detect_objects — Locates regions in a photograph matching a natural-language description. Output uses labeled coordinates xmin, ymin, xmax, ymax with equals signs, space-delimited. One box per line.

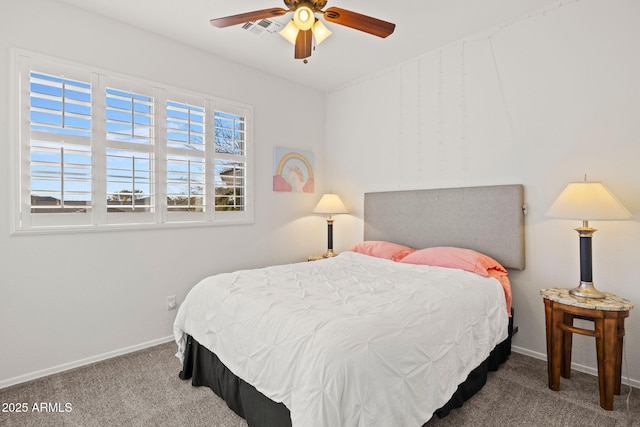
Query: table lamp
xmin=313 ymin=193 xmax=348 ymax=257
xmin=546 ymin=177 xmax=632 ymax=298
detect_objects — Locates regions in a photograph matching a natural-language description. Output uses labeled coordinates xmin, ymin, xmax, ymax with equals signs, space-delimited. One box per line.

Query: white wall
xmin=326 ymin=0 xmax=640 ymax=386
xmin=0 ymin=0 xmax=327 ymax=386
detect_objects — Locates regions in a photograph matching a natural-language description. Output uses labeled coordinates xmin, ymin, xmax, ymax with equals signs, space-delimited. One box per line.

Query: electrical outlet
xmin=166 ymin=295 xmax=177 ymax=311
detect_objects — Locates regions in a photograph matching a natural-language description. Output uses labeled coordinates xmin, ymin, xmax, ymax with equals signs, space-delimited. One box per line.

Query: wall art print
xmin=273 ymin=147 xmax=314 ymax=193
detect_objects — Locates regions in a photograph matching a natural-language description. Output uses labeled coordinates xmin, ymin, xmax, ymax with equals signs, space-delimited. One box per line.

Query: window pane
xmin=106 ymin=149 xmax=152 ymax=212
xmin=214 ymin=111 xmax=245 ymax=155
xmin=166 ymin=100 xmax=205 ymax=151
xmin=106 ymin=88 xmax=153 ymax=145
xmin=215 ymin=160 xmax=245 ymax=211
xmin=30 ymin=141 xmax=92 ymax=213
xmin=167 ymin=155 xmax=205 ymax=212
xmin=30 ymin=72 xmax=92 ymax=138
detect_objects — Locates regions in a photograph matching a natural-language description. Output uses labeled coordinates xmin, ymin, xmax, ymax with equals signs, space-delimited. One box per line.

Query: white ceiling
xmin=55 ymin=0 xmax=559 ymax=92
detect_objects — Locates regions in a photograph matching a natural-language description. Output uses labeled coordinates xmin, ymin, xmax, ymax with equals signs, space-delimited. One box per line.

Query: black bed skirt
xmin=179 ymin=311 xmax=514 ymax=427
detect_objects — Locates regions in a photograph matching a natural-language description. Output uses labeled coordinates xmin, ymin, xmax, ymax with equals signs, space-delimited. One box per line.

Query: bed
xmin=174 ymin=184 xmax=525 ymax=427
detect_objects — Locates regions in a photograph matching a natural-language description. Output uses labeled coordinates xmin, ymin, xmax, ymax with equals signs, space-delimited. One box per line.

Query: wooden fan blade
xmin=323 ymin=7 xmax=395 ymax=38
xmin=210 ymin=8 xmax=288 ymax=28
xmin=294 ymin=29 xmax=313 ymax=59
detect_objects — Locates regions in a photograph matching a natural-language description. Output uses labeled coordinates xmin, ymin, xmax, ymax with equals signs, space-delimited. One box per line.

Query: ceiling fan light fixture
xmin=293 ymin=5 xmax=315 ymax=31
xmin=279 ymin=20 xmax=300 ymax=44
xmin=209 ymin=1 xmax=396 ymax=62
xmin=312 ymin=19 xmax=332 ymax=45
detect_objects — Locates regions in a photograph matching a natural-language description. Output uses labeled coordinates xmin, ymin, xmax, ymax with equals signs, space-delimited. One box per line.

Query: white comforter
xmin=174 ymin=251 xmax=508 ymax=427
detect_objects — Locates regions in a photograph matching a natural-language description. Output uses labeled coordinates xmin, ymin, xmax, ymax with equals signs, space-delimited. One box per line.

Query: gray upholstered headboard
xmin=363 ymin=184 xmax=525 ymax=270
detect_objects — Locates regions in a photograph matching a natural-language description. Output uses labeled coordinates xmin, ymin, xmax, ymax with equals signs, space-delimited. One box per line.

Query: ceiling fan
xmin=210 ymin=0 xmax=395 ymax=62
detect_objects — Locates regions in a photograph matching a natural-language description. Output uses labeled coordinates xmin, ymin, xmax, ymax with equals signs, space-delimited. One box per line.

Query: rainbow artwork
xmin=273 ymin=147 xmax=314 ymax=193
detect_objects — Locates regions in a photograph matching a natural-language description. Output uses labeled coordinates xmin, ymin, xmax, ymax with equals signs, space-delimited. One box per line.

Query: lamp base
xmin=569 ymin=281 xmax=607 ymax=299
xmin=323 ymin=249 xmax=338 ymax=258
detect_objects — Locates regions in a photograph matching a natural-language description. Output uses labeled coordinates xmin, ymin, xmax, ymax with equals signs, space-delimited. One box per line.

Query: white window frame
xmin=10 ymin=49 xmax=253 ymax=234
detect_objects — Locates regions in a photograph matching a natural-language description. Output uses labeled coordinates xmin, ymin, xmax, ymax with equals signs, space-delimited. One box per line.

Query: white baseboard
xmin=0 ymin=335 xmax=174 ymax=390
xmin=512 ymin=345 xmax=640 ymax=389
xmin=511 ymin=345 xmax=547 ymax=361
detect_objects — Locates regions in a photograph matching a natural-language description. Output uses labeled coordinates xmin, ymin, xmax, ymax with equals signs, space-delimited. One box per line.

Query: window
xmin=105 ymin=87 xmax=154 ymax=214
xmin=166 ymin=99 xmax=206 ymax=215
xmin=29 ymin=72 xmax=92 ymax=215
xmin=13 ymin=50 xmax=253 ymax=233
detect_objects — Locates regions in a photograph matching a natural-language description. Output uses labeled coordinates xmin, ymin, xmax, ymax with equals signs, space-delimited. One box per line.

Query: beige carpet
xmin=0 ymin=342 xmax=637 ymax=426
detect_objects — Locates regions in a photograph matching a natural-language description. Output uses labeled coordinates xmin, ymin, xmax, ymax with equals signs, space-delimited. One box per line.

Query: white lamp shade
xmin=279 ymin=20 xmax=299 ymax=45
xmin=546 ymin=182 xmax=632 ymax=220
xmin=312 ymin=19 xmax=332 ymax=45
xmin=313 ymin=193 xmax=348 ymax=214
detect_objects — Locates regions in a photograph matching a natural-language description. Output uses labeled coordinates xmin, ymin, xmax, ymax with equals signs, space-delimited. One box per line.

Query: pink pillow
xmin=490 ymin=272 xmax=513 ymax=317
xmin=400 ymin=246 xmax=511 ymax=316
xmin=399 ymin=246 xmax=507 ymax=277
xmin=348 ymin=241 xmax=415 ymax=262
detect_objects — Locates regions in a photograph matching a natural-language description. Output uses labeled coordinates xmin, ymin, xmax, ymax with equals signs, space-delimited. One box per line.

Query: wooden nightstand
xmin=541 ymin=288 xmax=633 ymax=410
